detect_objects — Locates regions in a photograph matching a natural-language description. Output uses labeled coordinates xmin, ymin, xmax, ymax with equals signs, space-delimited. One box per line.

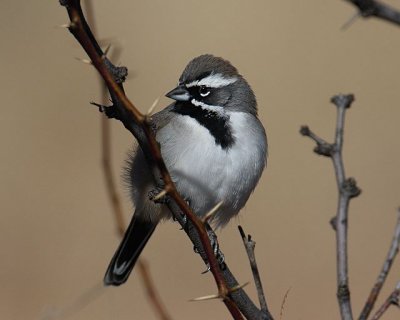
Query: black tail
xmin=104 ymin=215 xmax=156 ymax=286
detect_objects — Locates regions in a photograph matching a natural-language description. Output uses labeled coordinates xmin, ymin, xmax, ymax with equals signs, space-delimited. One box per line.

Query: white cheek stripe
xmin=191 ymin=99 xmax=224 ymax=113
xmin=186 ymin=73 xmax=238 ymax=88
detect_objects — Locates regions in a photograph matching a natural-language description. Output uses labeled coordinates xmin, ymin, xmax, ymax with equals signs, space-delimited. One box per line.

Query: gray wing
xmin=150 ymin=103 xmax=175 ymax=132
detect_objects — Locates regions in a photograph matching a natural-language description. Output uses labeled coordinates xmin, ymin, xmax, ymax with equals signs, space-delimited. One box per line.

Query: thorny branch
xmin=359 ymin=210 xmax=400 ymax=320
xmin=343 ymin=0 xmax=400 ymax=26
xmin=84 ymin=5 xmax=173 ymax=320
xmin=100 ymin=106 xmax=172 ymax=320
xmin=301 ymin=94 xmax=360 ymax=320
xmin=59 ymin=1 xmax=271 ymax=319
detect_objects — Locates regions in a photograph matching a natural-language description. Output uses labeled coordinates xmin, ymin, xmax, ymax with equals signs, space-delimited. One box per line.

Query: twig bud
xmin=331 ymin=94 xmax=355 ymax=109
xmin=299 ymin=125 xmax=310 ymax=136
xmin=314 ymin=143 xmax=333 ymax=157
xmin=342 ymin=178 xmax=362 ymax=198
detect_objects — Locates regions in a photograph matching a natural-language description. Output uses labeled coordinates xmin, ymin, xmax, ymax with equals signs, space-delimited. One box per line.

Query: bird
xmin=104 ymin=54 xmax=268 ymax=286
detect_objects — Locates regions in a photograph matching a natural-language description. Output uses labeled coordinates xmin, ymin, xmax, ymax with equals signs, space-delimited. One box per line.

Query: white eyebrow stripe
xmin=186 ymin=73 xmax=238 ymax=88
xmin=191 ymin=99 xmax=224 ymax=113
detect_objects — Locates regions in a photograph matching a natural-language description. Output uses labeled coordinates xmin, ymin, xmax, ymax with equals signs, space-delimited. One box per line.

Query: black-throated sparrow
xmin=104 ymin=54 xmax=267 ymax=286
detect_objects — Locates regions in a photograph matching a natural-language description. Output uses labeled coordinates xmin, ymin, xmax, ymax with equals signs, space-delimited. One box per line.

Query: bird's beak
xmin=165 ymin=85 xmax=190 ymax=101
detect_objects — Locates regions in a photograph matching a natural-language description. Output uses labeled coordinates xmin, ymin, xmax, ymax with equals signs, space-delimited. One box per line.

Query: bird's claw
xmin=179 ymin=213 xmax=187 ymax=229
xmin=201 ymin=263 xmax=211 ymax=274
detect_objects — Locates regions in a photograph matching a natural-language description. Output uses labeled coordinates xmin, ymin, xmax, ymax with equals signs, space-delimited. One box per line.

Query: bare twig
xmin=343 ymin=0 xmax=400 ymax=27
xmin=40 ymin=282 xmax=105 ymax=320
xmin=59 ymin=1 xmax=268 ymax=319
xmin=279 ymin=288 xmax=291 ymax=320
xmin=137 ymin=261 xmax=173 ymax=320
xmin=238 ymin=226 xmax=272 ymax=318
xmin=358 ymin=210 xmax=400 ymax=319
xmin=301 ymin=94 xmax=360 ymax=320
xmin=370 ymin=281 xmax=400 ymax=320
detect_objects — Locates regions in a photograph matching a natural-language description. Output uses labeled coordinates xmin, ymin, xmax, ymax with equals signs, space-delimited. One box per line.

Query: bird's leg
xmin=196 ymin=224 xmax=226 ymax=273
xmin=205 ymin=223 xmax=226 ymax=268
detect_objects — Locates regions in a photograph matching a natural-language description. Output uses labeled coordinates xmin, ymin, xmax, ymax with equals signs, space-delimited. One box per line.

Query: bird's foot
xmin=178 ymin=213 xmax=188 ymax=229
xmin=207 ymin=226 xmax=226 ymax=268
xmin=194 ymin=225 xmax=226 ymax=274
xmin=174 ymin=199 xmax=190 ymax=228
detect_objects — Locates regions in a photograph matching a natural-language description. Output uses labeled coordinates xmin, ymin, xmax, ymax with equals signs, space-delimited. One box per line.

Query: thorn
xmin=189 ymin=293 xmax=221 ymax=302
xmin=229 ymin=281 xmax=250 ymax=293
xmin=56 ymin=23 xmax=72 ymax=29
xmin=146 ymin=97 xmax=160 ymax=117
xmin=238 ymin=225 xmax=246 ymax=239
xmin=330 ymin=216 xmax=337 ymax=230
xmin=201 ymin=264 xmax=211 ymax=274
xmin=90 ymin=101 xmax=108 ymax=113
xmin=202 ymin=201 xmax=223 ymax=223
xmin=152 ymin=189 xmax=167 ymax=201
xmin=104 ymin=44 xmax=112 ymax=56
xmin=74 ymin=57 xmax=92 ymax=65
xmin=341 ymin=11 xmax=361 ymax=31
xmin=101 ymin=44 xmax=112 ymax=60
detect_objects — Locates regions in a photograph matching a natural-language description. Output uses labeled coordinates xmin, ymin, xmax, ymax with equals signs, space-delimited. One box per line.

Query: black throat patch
xmin=172 ymin=102 xmax=235 ymax=149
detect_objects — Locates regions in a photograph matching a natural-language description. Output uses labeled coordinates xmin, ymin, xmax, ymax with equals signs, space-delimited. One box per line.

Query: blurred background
xmin=1 ymin=1 xmax=400 ymax=319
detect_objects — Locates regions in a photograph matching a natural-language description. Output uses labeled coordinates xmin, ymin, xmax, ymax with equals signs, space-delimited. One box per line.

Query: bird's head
xmin=166 ymin=54 xmax=257 ymax=115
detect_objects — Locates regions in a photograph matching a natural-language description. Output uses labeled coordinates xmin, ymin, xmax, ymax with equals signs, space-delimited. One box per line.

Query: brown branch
xmin=370 ymin=281 xmax=400 ymax=320
xmin=301 ymin=94 xmax=360 ymax=320
xmin=359 ymin=210 xmax=400 ymax=320
xmin=83 ymin=2 xmax=172 ymax=319
xmin=343 ymin=0 xmax=400 ymax=26
xmin=58 ymin=1 xmax=268 ymax=319
xmin=238 ymin=226 xmax=272 ymax=318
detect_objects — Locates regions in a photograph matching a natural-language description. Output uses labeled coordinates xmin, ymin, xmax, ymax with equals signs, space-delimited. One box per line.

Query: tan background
xmin=1 ymin=1 xmax=400 ymax=319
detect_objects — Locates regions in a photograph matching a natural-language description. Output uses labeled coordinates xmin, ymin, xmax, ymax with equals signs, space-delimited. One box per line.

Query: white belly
xmin=156 ymin=112 xmax=266 ymax=227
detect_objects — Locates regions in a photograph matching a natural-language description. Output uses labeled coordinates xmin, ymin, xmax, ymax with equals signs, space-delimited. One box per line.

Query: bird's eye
xmin=199 ymin=86 xmax=210 ymax=97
